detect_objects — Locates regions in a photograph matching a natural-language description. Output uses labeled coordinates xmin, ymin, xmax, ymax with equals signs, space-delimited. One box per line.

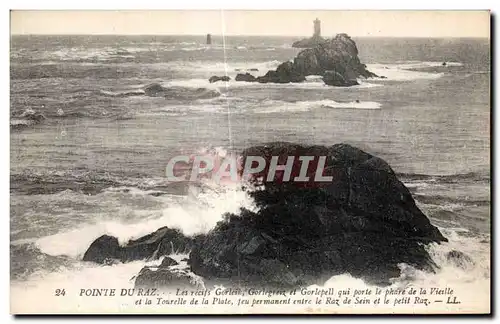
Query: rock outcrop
xmin=234 ymin=34 xmax=378 ymax=86
xmin=209 ymin=75 xmax=231 ymax=83
xmin=256 ymin=61 xmax=306 ymax=84
xmin=10 ymin=109 xmax=46 ymax=130
xmin=142 ymin=83 xmax=220 ymax=99
xmin=134 ymin=257 xmax=201 ymax=290
xmin=235 ymin=73 xmax=257 ymax=82
xmin=189 ymin=142 xmax=447 ymax=288
xmin=82 ymin=227 xmax=193 ymax=264
xmin=292 ymin=35 xmax=326 ymax=48
xmin=322 ymin=71 xmax=359 ymax=87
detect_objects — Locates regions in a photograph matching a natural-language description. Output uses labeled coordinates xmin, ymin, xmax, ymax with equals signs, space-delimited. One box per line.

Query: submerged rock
xmin=10 ymin=109 xmax=46 ymax=130
xmin=82 ymin=226 xmax=193 ymax=264
xmin=189 ymin=142 xmax=447 ymax=288
xmin=143 ymin=83 xmax=168 ymax=97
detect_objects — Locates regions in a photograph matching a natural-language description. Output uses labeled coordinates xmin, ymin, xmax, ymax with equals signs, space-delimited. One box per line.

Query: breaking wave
xmin=367 ymin=61 xmax=463 ymax=81
xmin=254 ymin=99 xmax=382 ymax=113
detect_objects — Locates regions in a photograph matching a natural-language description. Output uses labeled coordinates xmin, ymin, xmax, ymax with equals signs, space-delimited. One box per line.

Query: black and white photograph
xmin=9 ymin=10 xmax=491 ymax=314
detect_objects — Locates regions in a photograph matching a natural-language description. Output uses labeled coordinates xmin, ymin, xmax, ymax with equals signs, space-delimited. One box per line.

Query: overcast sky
xmin=11 ymin=10 xmax=490 ymax=37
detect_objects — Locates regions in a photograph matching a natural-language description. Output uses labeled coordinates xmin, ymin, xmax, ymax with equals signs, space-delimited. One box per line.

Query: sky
xmin=10 ymin=10 xmax=490 ymax=38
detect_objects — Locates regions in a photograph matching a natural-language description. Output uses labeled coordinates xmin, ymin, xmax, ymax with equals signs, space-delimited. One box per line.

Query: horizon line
xmin=9 ymin=33 xmax=490 ymax=39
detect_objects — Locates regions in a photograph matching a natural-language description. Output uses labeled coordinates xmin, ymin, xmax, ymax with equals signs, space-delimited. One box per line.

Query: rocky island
xmin=210 ymin=20 xmax=379 ymax=87
xmin=83 ymin=143 xmax=449 ymax=290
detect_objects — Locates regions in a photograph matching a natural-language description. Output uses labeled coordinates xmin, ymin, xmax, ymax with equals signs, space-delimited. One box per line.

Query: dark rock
xmin=322 ymin=71 xmax=359 ymax=87
xmin=143 ymin=83 xmax=220 ymax=99
xmin=160 ymin=256 xmax=179 ymax=268
xmin=292 ymin=35 xmax=327 ymax=48
xmin=446 ymin=250 xmax=474 ymax=269
xmin=256 ymin=33 xmax=377 ymax=86
xmin=294 ymin=34 xmax=378 ymax=80
xmin=209 ymin=75 xmax=231 ymax=83
xmin=190 ymin=142 xmax=447 ymax=288
xmin=143 ymin=83 xmax=167 ymax=97
xmin=235 ymin=73 xmax=257 ymax=82
xmin=256 ymin=61 xmax=306 ymax=84
xmin=81 ymin=235 xmax=122 ymax=264
xmin=134 ymin=267 xmax=200 ymax=290
xmin=83 ymin=226 xmax=193 ymax=264
xmin=248 ymin=68 xmax=259 ymax=72
xmin=10 ymin=109 xmax=46 ymax=130
xmin=442 ymin=62 xmax=447 ymax=66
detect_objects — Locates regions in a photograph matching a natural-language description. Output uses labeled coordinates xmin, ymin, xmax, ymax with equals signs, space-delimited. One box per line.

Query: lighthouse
xmin=313 ymin=18 xmax=321 ymax=38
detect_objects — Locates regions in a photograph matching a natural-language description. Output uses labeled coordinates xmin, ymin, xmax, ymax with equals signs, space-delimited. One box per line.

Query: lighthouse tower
xmin=313 ymin=18 xmax=321 ymax=37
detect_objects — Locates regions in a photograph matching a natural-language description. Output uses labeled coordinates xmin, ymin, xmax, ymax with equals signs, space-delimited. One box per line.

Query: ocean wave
xmin=10 ymin=108 xmax=46 ymax=130
xmin=30 ymin=181 xmax=255 ymax=259
xmin=254 ymin=99 xmax=382 ymax=114
xmin=166 ymin=78 xmax=381 ymax=90
xmin=161 ymin=60 xmax=282 ymax=74
xmin=99 ymin=89 xmax=146 ymax=98
xmin=98 ymin=83 xmax=221 ymax=100
xmin=395 ymin=61 xmax=464 ymax=68
xmin=11 ymin=224 xmax=490 ymax=313
xmin=414 ymin=194 xmax=490 ymax=208
xmin=10 ymin=164 xmax=490 ymax=313
xmin=41 ymin=47 xmax=138 ymax=61
xmin=365 ymin=61 xmax=463 ymax=81
xmin=367 ymin=63 xmax=444 ymax=81
xmin=10 ymin=169 xmax=175 ymax=196
xmin=311 ymin=231 xmax=489 ymax=311
xmin=398 ymin=171 xmax=490 ymax=183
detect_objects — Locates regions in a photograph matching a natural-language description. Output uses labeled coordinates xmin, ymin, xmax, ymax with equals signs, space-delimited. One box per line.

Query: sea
xmin=10 ymin=35 xmax=490 ymax=313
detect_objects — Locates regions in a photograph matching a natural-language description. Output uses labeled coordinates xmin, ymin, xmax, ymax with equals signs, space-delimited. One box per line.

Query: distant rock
xmin=293 ymin=34 xmax=378 ymax=80
xmin=209 ymin=75 xmax=231 ymax=83
xmin=442 ymin=62 xmax=447 ymax=66
xmin=235 ymin=73 xmax=257 ymax=82
xmin=10 ymin=109 xmax=46 ymax=130
xmin=248 ymin=68 xmax=259 ymax=72
xmin=143 ymin=83 xmax=168 ymax=97
xmin=82 ymin=226 xmax=193 ymax=264
xmin=142 ymin=83 xmax=220 ymax=99
xmin=189 ymin=142 xmax=447 ymax=288
xmin=253 ymin=33 xmax=378 ymax=86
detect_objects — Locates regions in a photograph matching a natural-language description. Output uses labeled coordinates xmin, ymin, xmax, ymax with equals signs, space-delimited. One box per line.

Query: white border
xmin=2 ymin=1 xmax=497 ymax=323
